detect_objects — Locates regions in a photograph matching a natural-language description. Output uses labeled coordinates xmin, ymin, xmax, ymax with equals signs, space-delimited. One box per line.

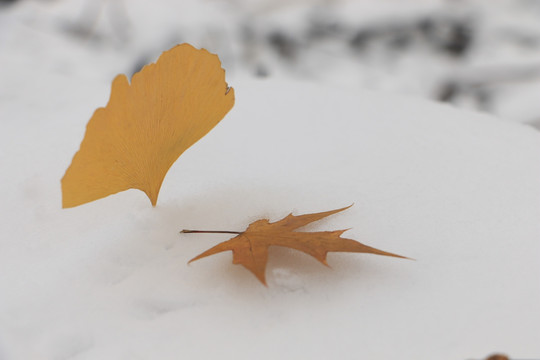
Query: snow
xmin=1 ymin=1 xmax=540 ymax=359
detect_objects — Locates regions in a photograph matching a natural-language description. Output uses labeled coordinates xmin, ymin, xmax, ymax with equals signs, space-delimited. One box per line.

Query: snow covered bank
xmin=0 ymin=72 xmax=538 ymax=359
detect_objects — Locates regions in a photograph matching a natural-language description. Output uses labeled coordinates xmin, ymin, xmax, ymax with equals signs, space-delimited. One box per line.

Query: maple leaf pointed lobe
xmin=188 ymin=205 xmax=407 ymax=285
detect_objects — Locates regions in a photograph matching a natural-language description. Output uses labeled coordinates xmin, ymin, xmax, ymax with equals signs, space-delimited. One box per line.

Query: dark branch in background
xmin=267 ymin=31 xmax=298 ymax=61
xmin=348 ymin=14 xmax=474 ymax=57
xmin=436 ymin=62 xmax=540 ymax=112
xmin=63 ymin=0 xmax=130 ymax=43
xmin=530 ymin=118 xmax=540 ymax=131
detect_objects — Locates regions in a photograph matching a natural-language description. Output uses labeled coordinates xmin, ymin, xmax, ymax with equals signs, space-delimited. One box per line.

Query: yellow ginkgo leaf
xmin=62 ymin=44 xmax=234 ymax=208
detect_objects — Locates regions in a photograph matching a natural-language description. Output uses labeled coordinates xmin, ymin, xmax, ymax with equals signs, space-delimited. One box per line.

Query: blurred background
xmin=1 ymin=0 xmax=540 ymax=130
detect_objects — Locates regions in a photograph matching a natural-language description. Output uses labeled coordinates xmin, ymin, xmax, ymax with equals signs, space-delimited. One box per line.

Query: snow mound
xmin=0 ymin=77 xmax=538 ymax=359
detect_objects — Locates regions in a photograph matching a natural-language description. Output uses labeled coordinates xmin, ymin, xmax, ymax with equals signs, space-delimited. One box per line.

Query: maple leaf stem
xmin=180 ymin=229 xmax=242 ymax=235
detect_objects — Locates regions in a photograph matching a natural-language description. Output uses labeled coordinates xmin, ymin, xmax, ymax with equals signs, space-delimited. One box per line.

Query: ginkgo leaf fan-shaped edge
xmin=61 ymin=44 xmax=235 ymax=208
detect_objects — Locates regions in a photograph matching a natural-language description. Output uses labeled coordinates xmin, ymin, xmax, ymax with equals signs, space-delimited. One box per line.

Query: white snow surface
xmin=1 ymin=1 xmax=540 ymax=360
xmin=1 ymin=74 xmax=540 ymax=359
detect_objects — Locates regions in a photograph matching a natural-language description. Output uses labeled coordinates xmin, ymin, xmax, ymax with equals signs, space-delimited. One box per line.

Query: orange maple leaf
xmin=186 ymin=205 xmax=407 ymax=285
xmin=62 ymin=44 xmax=234 ymax=208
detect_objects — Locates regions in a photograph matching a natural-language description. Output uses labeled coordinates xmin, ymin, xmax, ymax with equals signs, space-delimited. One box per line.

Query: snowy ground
xmin=1 ymin=1 xmax=539 ymax=359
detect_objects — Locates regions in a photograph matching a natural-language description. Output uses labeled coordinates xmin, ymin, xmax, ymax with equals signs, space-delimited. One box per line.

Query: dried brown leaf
xmin=188 ymin=205 xmax=407 ymax=285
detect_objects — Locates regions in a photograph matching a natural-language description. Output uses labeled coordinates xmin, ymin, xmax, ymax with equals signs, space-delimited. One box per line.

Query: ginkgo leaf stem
xmin=180 ymin=229 xmax=242 ymax=234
